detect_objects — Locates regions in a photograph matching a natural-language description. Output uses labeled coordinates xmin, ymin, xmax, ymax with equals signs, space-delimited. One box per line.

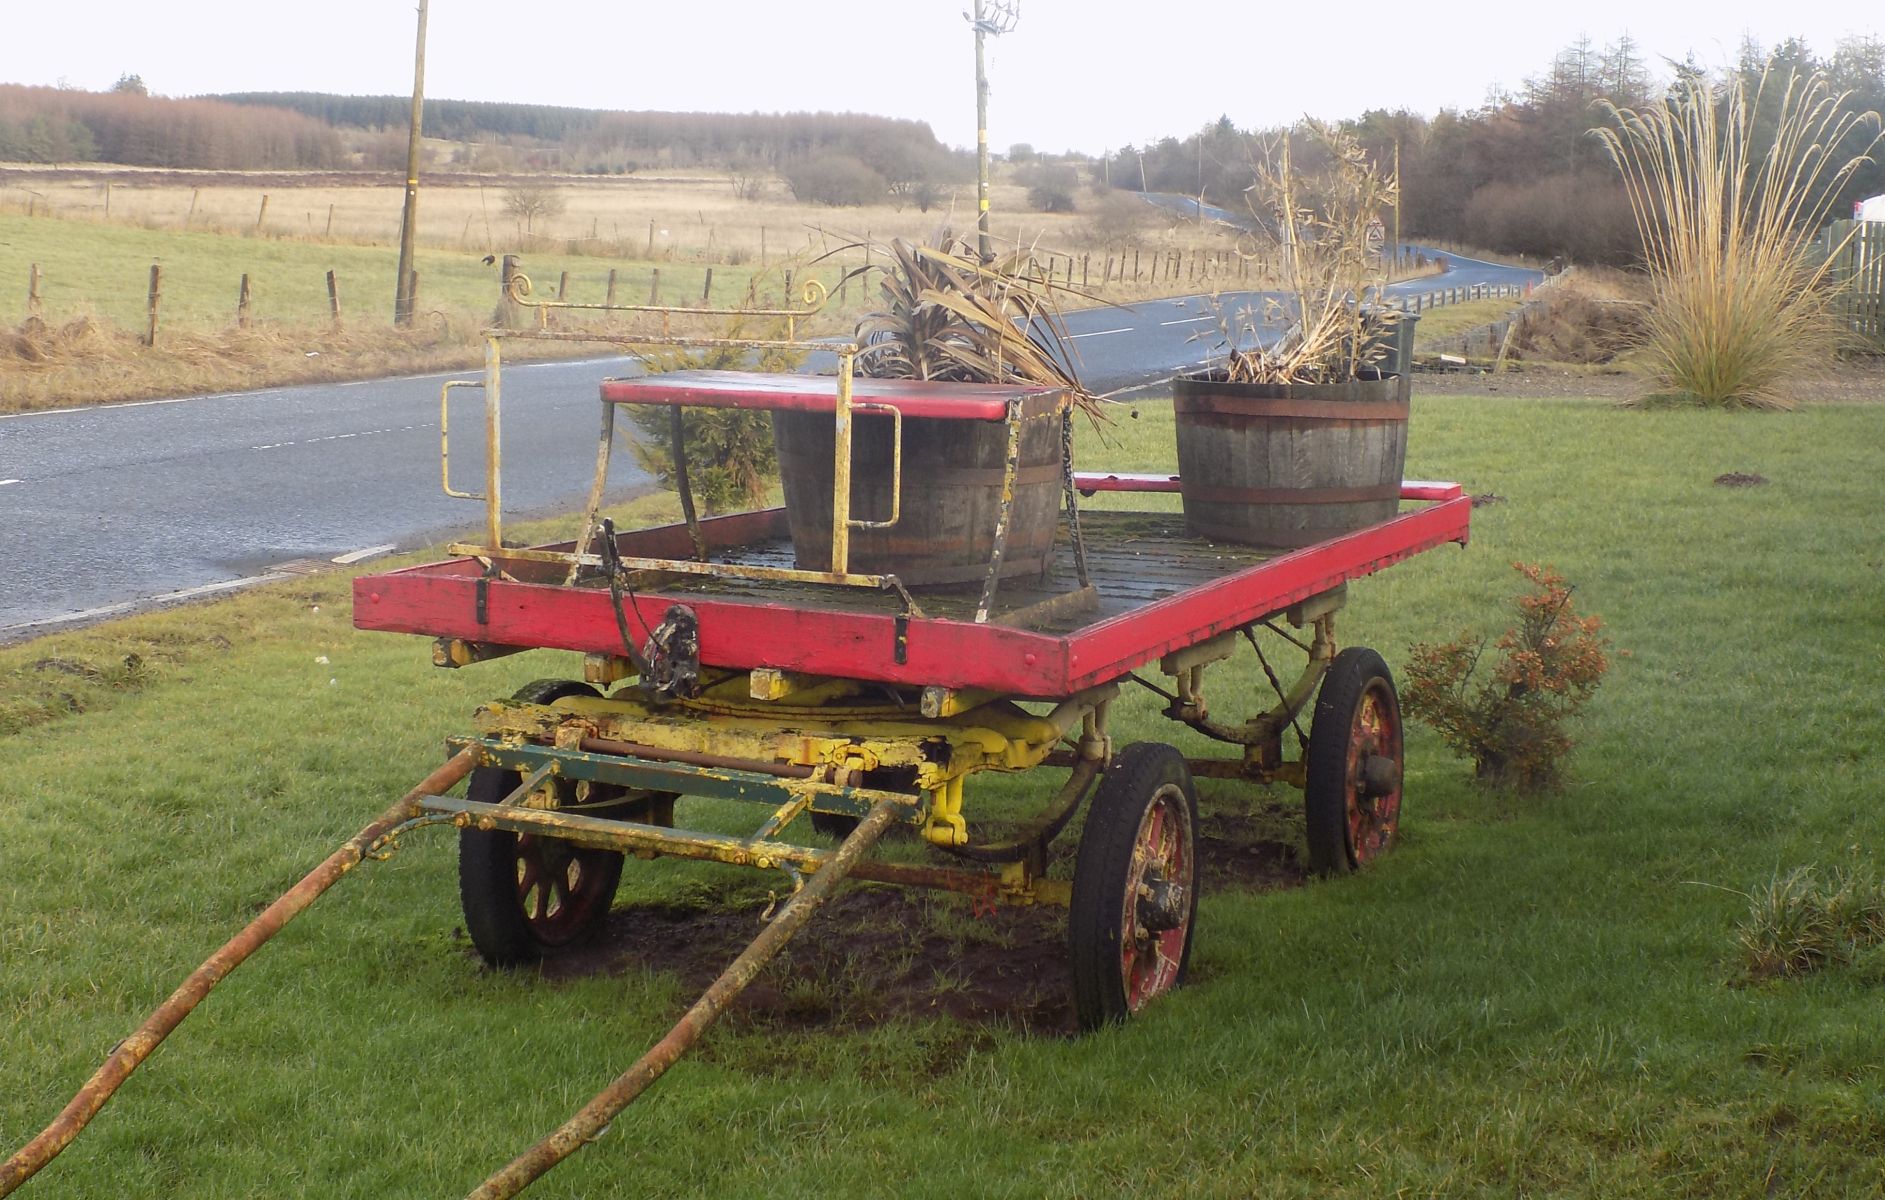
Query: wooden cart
xmin=3 ymin=303 xmax=1468 ymax=1200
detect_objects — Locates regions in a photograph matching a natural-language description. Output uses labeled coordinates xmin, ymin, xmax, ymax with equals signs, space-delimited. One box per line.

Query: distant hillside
xmin=211 ymin=93 xmax=952 ymax=174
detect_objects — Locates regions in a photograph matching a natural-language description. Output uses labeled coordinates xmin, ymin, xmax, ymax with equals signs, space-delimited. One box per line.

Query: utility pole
xmin=1392 ymin=137 xmax=1402 ymax=267
xmin=969 ymin=0 xmax=1018 ymax=262
xmin=394 ymin=0 xmax=429 ymax=327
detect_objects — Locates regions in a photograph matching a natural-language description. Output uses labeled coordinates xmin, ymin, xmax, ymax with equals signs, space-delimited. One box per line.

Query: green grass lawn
xmin=3 ymin=393 xmax=1884 ymax=1197
xmin=1409 ymin=295 xmax=1524 ymax=344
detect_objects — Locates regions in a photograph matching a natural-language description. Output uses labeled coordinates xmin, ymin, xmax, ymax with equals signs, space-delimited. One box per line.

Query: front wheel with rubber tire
xmin=1304 ymin=647 xmax=1404 ymax=876
xmin=458 ymin=679 xmax=631 ymax=967
xmin=1068 ymin=742 xmax=1199 ymax=1031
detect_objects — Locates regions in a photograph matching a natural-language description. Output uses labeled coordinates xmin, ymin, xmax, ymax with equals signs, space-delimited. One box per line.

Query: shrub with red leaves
xmin=1403 ymin=562 xmax=1609 ymax=793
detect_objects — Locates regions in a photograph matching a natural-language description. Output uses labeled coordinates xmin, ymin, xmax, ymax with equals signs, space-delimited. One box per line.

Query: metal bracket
xmin=640 ymin=604 xmax=701 ymax=699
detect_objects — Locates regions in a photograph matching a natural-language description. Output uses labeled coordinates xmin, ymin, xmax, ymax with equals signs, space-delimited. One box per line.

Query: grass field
xmin=6 ymin=393 xmax=1881 ymax=1198
xmin=0 ymin=168 xmax=1249 ymax=331
xmin=0 ymin=209 xmax=773 ymax=333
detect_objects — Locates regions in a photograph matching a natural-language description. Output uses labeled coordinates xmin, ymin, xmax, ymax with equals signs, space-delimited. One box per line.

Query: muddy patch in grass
xmin=532 ymin=805 xmax=1309 ymax=1036
xmin=1195 ymin=804 xmax=1309 ymax=893
xmin=546 ymin=888 xmax=1079 ymax=1034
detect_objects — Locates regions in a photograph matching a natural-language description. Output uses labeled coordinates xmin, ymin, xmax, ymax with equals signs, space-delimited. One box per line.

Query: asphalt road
xmin=0 ymin=254 xmax=1539 ymax=636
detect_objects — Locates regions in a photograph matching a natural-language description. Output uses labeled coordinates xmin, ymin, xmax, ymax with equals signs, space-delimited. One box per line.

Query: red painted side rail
xmin=1400 ymin=480 xmax=1466 ymax=502
xmin=1059 ymin=496 xmax=1470 ymax=692
xmin=353 ymin=493 xmax=1470 ymax=698
xmin=1071 ymin=472 xmax=1464 ymax=502
xmin=599 ymin=369 xmax=1062 ymax=421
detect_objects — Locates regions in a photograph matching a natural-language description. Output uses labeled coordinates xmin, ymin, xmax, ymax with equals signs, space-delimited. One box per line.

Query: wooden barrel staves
xmin=1171 ymin=372 xmax=1407 ymax=548
xmin=771 ymin=389 xmax=1068 ymax=587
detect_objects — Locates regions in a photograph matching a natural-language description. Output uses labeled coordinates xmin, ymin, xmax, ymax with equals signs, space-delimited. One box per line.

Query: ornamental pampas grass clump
xmin=1595 ymin=67 xmax=1882 ymax=409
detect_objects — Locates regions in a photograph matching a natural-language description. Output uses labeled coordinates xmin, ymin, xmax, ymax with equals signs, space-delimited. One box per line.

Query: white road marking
xmin=252 ymin=426 xmax=409 ymax=451
xmin=1159 ymin=316 xmax=1214 ymax=326
xmin=1067 ymin=326 xmax=1133 ymax=339
xmin=332 ymin=544 xmax=398 ymax=565
xmin=0 ymin=479 xmax=20 ymax=486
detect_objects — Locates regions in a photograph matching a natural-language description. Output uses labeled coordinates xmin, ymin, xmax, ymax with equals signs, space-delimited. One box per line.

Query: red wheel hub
xmin=1343 ymin=683 xmax=1403 ymax=865
xmin=1120 ymin=788 xmax=1194 ymax=1012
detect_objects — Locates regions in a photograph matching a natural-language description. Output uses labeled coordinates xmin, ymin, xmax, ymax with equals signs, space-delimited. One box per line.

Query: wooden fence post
xmin=605 ymin=269 xmax=618 ymax=308
xmin=28 ymin=263 xmax=41 ymax=315
xmin=496 ymin=254 xmax=520 ymax=328
xmin=145 ymin=264 xmax=162 ymax=346
xmin=647 ymin=220 xmax=657 ymax=258
xmin=326 ymin=269 xmax=342 ymax=326
xmin=557 ymin=270 xmax=570 ymax=302
xmin=326 ymin=204 xmax=336 ymax=237
xmin=186 ymin=188 xmax=199 ymax=227
xmin=237 ymin=273 xmax=252 ymax=328
xmin=254 ymin=194 xmax=270 ymax=234
xmin=649 ymin=269 xmax=661 ymax=304
xmin=760 ymin=226 xmax=767 ymax=262
xmin=701 ymin=268 xmax=714 ymax=303
xmin=104 ymin=182 xmax=112 ymax=218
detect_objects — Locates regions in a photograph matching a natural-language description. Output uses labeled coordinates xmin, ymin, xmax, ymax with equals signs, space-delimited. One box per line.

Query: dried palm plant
xmin=1594 ymin=67 xmax=1882 ymax=409
xmin=845 ymin=232 xmax=1102 ymax=416
xmin=1211 ymin=122 xmax=1398 ymax=385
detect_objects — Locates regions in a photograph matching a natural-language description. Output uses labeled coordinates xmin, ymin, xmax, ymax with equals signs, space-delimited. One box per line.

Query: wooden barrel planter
xmin=771 ymin=388 xmax=1069 ymax=587
xmin=1171 ymin=371 xmax=1407 ymax=548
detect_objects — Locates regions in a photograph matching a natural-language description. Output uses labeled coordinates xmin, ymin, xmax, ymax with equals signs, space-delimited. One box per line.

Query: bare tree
xmin=502 ymin=180 xmax=565 ymax=234
xmin=726 ymin=158 xmax=767 ymax=201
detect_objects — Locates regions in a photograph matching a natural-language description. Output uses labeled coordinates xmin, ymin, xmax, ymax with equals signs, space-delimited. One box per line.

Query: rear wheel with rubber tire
xmin=1068 ymin=743 xmax=1199 ymax=1031
xmin=1304 ymin=647 xmax=1404 ymax=876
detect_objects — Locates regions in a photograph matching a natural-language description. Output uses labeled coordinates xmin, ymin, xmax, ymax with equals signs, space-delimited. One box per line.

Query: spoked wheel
xmin=1068 ymin=743 xmax=1199 ymax=1031
xmin=1304 ymin=648 xmax=1404 ymax=876
xmin=458 ymin=679 xmax=671 ymax=967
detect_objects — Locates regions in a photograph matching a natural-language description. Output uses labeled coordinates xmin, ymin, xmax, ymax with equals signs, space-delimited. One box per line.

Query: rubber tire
xmin=1304 ymin=647 xmax=1404 ymax=876
xmin=1068 ymin=742 xmax=1200 ymax=1032
xmin=459 ymin=679 xmax=626 ymax=967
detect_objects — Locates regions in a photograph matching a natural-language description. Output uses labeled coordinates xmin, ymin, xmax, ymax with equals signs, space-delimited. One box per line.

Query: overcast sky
xmin=4 ymin=2 xmax=1882 ymax=154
